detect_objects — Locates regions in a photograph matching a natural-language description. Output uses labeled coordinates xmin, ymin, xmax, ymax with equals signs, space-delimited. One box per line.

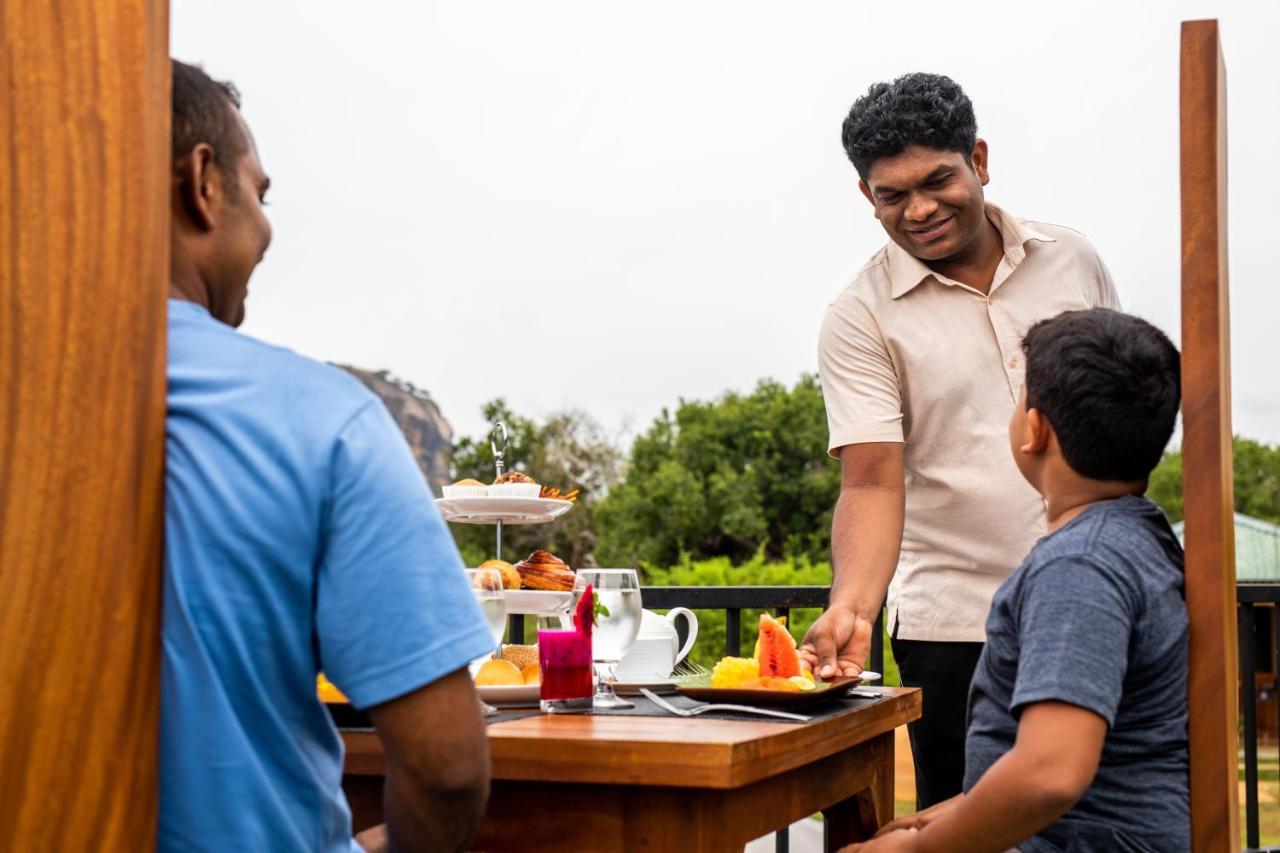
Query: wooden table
xmin=342 ymin=687 xmax=920 ymax=852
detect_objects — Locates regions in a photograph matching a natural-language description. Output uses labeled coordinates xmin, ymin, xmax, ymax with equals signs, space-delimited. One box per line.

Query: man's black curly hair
xmin=841 ymin=73 xmax=977 ymax=181
xmin=1022 ymin=309 xmax=1181 ymax=483
xmin=172 ymin=59 xmax=246 ymax=179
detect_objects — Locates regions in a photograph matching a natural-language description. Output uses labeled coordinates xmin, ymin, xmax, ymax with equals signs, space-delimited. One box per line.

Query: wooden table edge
xmin=343 ymin=687 xmax=920 ymax=790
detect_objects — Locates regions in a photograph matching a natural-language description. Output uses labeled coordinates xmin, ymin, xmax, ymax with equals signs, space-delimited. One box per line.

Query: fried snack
xmin=480 ymin=559 xmax=520 ymax=591
xmin=497 ymin=644 xmax=539 ymax=670
xmin=514 ymin=550 xmax=574 ymax=591
xmin=452 ymin=478 xmax=486 ymax=487
xmin=475 ymin=659 xmax=523 ymax=686
xmin=494 ymin=471 xmax=537 ymax=485
xmin=538 ymin=485 xmax=580 ymax=503
xmin=520 ymin=663 xmax=541 ymax=685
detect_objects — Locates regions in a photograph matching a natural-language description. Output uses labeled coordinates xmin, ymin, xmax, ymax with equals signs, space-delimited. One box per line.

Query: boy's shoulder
xmin=1014 ymin=495 xmax=1184 ymax=599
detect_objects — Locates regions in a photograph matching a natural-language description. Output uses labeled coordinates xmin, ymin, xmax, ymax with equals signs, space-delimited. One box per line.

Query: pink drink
xmin=538 ymin=629 xmax=593 ymax=706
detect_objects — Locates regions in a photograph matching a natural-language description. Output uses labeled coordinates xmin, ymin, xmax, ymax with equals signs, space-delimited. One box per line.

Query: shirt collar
xmin=168 ymin=297 xmax=214 ymax=320
xmin=886 ymin=202 xmax=1056 ymax=300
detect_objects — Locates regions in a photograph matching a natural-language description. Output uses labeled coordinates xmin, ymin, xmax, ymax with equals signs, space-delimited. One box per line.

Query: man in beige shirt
xmin=799 ymin=72 xmax=1119 ymax=808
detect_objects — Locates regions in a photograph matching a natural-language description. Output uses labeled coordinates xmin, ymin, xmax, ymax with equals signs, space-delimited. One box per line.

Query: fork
xmin=639 ymin=689 xmax=812 ymax=722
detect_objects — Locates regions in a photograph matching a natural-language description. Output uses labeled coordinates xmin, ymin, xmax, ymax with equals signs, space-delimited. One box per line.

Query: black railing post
xmin=508 ymin=614 xmax=525 ymax=646
xmin=1239 ymin=603 xmax=1260 ymax=850
xmin=871 ymin=608 xmax=885 ymax=677
xmin=726 ymin=609 xmax=742 ymax=657
xmin=775 ymin=826 xmax=789 ymax=852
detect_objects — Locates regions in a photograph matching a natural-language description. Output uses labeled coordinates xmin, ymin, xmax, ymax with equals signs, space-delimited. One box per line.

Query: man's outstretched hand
xmin=799 ymin=606 xmax=875 ymax=679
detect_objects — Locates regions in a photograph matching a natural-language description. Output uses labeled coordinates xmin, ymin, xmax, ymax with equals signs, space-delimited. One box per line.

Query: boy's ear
xmin=1022 ymin=407 xmax=1053 ymax=455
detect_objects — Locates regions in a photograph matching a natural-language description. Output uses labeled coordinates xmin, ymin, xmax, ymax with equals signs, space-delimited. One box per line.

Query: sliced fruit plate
xmin=673 ymin=613 xmax=880 ymax=707
xmin=676 ymin=675 xmax=865 ymax=708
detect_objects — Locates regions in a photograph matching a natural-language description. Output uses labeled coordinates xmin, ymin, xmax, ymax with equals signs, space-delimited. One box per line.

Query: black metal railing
xmin=1236 ymin=583 xmax=1280 ymax=852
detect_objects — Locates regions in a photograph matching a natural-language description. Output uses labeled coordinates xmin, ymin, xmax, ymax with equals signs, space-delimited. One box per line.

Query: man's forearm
xmin=829 ymin=480 xmax=904 ymax=620
xmin=384 ymin=759 xmax=488 ymax=852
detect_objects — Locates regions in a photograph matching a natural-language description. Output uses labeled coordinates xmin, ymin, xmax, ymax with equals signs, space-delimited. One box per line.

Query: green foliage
xmin=642 ymin=553 xmax=831 ymax=668
xmin=595 ymin=375 xmax=839 ymax=567
xmin=1147 ymin=436 xmax=1280 ymax=525
xmin=449 ymin=400 xmax=623 ymax=568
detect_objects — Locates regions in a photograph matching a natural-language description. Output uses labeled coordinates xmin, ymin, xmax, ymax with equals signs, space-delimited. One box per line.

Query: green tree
xmin=1147 ymin=436 xmax=1280 ymax=525
xmin=594 ymin=375 xmax=839 ymax=567
xmin=449 ymin=400 xmax=623 ymax=568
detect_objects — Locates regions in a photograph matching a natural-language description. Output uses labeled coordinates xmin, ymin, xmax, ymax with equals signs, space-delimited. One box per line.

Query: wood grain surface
xmin=0 ymin=1 xmax=169 ymax=848
xmin=1179 ymin=18 xmax=1240 ymax=853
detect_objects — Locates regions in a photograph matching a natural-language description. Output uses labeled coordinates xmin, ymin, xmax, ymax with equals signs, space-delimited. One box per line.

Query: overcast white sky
xmin=172 ymin=1 xmax=1279 ymax=447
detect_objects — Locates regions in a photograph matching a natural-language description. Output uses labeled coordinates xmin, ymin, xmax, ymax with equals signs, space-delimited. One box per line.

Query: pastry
xmin=520 ymin=663 xmax=541 ymax=685
xmin=480 ymin=558 xmax=520 ymax=591
xmin=497 ymin=644 xmax=539 ymax=670
xmin=452 ymin=478 xmax=486 ymax=487
xmin=475 ymin=659 xmax=523 ymax=686
xmin=493 ymin=470 xmax=537 ymax=485
xmin=514 ymin=550 xmax=574 ymax=591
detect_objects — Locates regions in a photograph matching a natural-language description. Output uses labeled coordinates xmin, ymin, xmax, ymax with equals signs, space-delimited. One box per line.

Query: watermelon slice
xmin=573 ymin=583 xmax=595 ymax=636
xmin=756 ymin=613 xmax=801 ymax=678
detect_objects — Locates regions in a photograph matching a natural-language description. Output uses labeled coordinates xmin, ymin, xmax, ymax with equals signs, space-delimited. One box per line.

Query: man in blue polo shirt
xmin=161 ymin=60 xmax=494 ymax=852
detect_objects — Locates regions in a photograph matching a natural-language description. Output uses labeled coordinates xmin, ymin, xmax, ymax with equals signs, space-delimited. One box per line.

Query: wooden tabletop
xmin=344 ymin=687 xmax=920 ymax=789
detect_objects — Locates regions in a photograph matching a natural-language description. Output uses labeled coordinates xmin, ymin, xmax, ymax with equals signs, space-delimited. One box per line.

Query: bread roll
xmin=475 ymin=659 xmax=523 ymax=686
xmin=480 ymin=558 xmax=520 ymax=591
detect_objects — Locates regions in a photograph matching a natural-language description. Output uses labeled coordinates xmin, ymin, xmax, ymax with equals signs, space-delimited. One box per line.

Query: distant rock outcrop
xmin=337 ymin=366 xmax=453 ymax=492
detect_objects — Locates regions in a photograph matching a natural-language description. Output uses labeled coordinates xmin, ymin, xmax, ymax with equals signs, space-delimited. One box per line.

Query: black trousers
xmin=890 ymin=637 xmax=985 ymax=810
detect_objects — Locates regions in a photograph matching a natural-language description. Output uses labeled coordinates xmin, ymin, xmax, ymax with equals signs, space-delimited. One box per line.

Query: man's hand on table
xmin=799 ymin=606 xmax=874 ymax=679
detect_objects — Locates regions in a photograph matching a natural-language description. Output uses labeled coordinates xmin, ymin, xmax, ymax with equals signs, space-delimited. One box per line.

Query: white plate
xmin=503 ymin=589 xmax=575 ymax=615
xmin=435 ymin=496 xmax=574 ymax=525
xmin=476 ymin=683 xmax=541 ymax=707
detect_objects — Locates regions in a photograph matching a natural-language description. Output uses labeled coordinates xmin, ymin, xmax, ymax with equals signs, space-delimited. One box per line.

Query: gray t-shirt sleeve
xmin=1010 ymin=556 xmax=1135 ymax=727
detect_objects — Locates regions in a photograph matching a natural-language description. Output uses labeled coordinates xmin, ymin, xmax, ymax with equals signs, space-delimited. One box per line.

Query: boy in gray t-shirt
xmin=849 ymin=308 xmax=1189 ymax=853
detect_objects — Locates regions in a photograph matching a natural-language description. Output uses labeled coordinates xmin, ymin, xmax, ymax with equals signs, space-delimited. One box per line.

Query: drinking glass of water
xmin=573 ymin=569 xmax=641 ymax=709
xmin=465 ymin=568 xmax=507 ymax=651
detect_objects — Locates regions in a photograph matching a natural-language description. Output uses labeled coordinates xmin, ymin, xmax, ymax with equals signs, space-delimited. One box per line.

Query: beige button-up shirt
xmin=818 ymin=203 xmax=1120 ymax=642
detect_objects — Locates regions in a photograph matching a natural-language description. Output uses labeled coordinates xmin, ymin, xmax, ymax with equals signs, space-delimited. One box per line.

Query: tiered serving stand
xmin=434 ymin=420 xmax=577 ymax=638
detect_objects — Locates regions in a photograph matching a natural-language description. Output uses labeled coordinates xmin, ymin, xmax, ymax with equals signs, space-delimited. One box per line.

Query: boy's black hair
xmin=841 ymin=72 xmax=977 ymax=181
xmin=172 ymin=59 xmax=245 ymax=178
xmin=1022 ymin=308 xmax=1181 ymax=483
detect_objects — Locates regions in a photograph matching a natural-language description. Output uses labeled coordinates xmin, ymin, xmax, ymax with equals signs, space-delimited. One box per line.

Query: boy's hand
xmin=875 ymin=793 xmax=963 ymax=835
xmin=799 ymin=606 xmax=873 ymax=679
xmin=839 ymin=828 xmax=920 ymax=852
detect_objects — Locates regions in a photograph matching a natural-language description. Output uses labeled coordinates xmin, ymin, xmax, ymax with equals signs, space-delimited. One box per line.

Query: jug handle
xmin=666 ymin=607 xmax=699 ymax=665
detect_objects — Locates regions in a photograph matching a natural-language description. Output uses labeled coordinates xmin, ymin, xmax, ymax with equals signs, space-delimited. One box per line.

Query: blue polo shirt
xmin=160 ymin=299 xmax=493 ymax=851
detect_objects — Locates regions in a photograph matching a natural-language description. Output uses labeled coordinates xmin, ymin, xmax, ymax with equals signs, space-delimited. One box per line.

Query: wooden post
xmin=0 ymin=1 xmax=169 ymax=848
xmin=1180 ymin=19 xmax=1239 ymax=853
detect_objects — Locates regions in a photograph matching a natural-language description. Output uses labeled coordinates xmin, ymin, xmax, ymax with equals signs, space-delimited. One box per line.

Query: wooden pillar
xmin=1180 ymin=19 xmax=1239 ymax=853
xmin=0 ymin=1 xmax=169 ymax=849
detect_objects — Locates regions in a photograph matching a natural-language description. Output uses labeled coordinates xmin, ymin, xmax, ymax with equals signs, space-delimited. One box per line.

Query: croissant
xmin=514 ymin=550 xmax=575 ymax=591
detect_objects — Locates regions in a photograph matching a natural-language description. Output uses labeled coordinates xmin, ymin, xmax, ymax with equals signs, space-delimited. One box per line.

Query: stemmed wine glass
xmin=465 ymin=567 xmax=506 ymax=714
xmin=573 ymin=569 xmax=641 ymax=709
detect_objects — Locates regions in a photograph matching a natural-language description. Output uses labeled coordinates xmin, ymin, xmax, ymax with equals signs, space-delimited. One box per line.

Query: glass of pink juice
xmin=538 ymin=627 xmax=593 ymax=712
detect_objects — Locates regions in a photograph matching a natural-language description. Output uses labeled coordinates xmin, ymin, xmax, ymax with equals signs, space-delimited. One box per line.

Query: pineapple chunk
xmin=710 ymin=656 xmax=760 ymax=688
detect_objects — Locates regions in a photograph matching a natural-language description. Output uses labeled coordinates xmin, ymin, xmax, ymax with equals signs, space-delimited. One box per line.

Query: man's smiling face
xmin=860 ymin=142 xmax=990 ymax=263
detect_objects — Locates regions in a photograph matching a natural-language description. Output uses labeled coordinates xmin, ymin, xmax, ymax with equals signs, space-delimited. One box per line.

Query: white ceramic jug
xmin=616 ymin=608 xmax=698 ymax=682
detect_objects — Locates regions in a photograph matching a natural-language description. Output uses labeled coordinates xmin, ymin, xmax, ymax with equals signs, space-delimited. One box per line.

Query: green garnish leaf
xmin=592 ymin=592 xmax=610 ymax=625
